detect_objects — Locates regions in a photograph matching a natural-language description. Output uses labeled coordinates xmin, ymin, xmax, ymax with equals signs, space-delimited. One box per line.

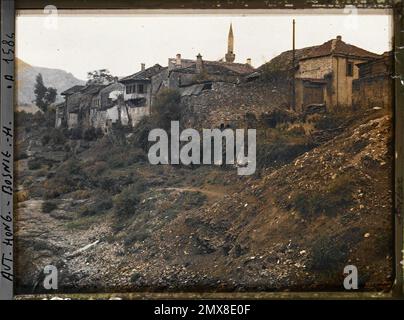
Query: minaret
xmin=225 ymin=23 xmax=235 ymax=63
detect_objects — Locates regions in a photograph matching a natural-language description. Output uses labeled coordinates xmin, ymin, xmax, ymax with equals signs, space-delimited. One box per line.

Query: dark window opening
xmin=346 ymin=61 xmax=354 ymax=77
xmin=138 ymin=84 xmax=144 ymax=94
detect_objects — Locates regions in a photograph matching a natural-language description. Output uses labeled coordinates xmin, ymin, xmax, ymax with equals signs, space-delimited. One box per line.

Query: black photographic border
xmin=1 ymin=0 xmax=402 ymax=300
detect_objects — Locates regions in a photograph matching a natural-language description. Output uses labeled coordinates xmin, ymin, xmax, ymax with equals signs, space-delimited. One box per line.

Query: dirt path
xmin=158 ymin=186 xmax=226 ymax=201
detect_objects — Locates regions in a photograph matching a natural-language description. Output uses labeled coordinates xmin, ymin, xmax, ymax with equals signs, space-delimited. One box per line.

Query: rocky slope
xmin=14 ymin=110 xmax=393 ymax=294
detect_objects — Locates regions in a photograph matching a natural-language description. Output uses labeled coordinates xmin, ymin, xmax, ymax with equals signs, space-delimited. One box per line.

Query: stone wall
xmin=180 ymin=79 xmax=289 ymax=129
xmin=352 ymin=75 xmax=393 ymax=110
xmin=296 ymin=56 xmax=333 ymax=79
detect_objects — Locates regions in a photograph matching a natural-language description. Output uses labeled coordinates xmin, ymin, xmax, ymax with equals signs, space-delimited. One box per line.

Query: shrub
xmin=42 ymin=200 xmax=57 ymax=213
xmin=69 ymin=127 xmax=82 ymax=140
xmin=113 ymin=184 xmax=141 ymax=216
xmin=256 ymin=141 xmax=314 ymax=169
xmin=308 ymin=235 xmax=348 ymax=272
xmin=83 ymin=127 xmax=103 ymax=141
xmin=28 ymin=158 xmax=42 ymax=170
xmin=131 ymin=116 xmax=158 ymax=152
xmin=292 ymin=174 xmax=355 ymax=219
xmin=15 ymin=150 xmax=28 ymax=160
xmin=152 ymin=89 xmax=182 ymax=130
xmin=40 ymin=129 xmax=66 ymax=146
xmin=80 ymin=196 xmax=113 ymax=217
xmin=130 ymin=272 xmax=142 ymax=283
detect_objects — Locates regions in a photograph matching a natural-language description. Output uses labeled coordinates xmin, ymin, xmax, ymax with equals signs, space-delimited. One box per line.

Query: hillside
xmin=13 ymin=106 xmax=393 ymax=293
xmin=16 ymin=58 xmax=85 ymax=105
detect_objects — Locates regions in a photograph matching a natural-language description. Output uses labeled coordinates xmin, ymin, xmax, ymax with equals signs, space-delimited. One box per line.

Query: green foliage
xmin=113 ymin=184 xmax=142 ymax=216
xmin=27 ymin=158 xmax=42 ymax=170
xmin=80 ymin=196 xmax=113 ymax=216
xmin=34 ymin=73 xmax=57 ymax=112
xmin=152 ymin=88 xmax=182 ymax=130
xmin=130 ymin=116 xmax=158 ymax=152
xmin=83 ymin=127 xmax=103 ymax=141
xmin=41 ymin=128 xmax=66 ymax=146
xmin=131 ymin=89 xmax=181 ymax=151
xmin=292 ymin=174 xmax=355 ymax=219
xmin=256 ymin=140 xmax=314 ymax=170
xmin=42 ymin=200 xmax=57 ymax=213
xmin=87 ymin=69 xmax=115 ymax=85
xmin=113 ymin=178 xmax=147 ymax=216
xmin=308 ymin=236 xmax=347 ymax=274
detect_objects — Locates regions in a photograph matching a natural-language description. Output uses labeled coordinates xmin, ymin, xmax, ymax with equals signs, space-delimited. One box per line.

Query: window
xmin=346 ymin=61 xmax=354 ymax=77
xmin=138 ymin=84 xmax=144 ymax=94
xmin=126 ymin=85 xmax=130 ymax=94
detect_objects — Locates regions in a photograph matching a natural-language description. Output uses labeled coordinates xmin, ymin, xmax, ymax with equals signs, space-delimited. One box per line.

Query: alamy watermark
xmin=147 ymin=121 xmax=256 ymax=175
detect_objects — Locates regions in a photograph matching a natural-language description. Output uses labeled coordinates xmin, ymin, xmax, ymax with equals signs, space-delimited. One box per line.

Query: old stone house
xmin=352 ymin=52 xmax=393 ymax=110
xmin=77 ymin=84 xmax=105 ymax=129
xmin=58 ymin=85 xmax=85 ymax=128
xmin=119 ymin=63 xmax=167 ymax=125
xmin=294 ymin=36 xmax=381 ymax=112
xmin=166 ymin=24 xmax=254 ymax=96
xmin=167 ymin=53 xmax=255 ymax=96
xmin=89 ymin=81 xmax=125 ymax=131
xmin=54 ymin=102 xmax=67 ymax=128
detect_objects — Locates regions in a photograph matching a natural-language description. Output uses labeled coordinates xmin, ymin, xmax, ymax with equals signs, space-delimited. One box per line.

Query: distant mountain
xmin=16 ymin=58 xmax=85 ymax=106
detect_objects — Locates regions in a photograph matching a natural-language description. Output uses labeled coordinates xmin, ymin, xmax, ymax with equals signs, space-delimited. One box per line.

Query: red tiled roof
xmin=301 ymin=38 xmax=380 ymax=60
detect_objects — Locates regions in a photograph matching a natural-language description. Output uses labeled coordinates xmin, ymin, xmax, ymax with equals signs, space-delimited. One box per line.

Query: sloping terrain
xmin=14 ymin=109 xmax=393 ymax=293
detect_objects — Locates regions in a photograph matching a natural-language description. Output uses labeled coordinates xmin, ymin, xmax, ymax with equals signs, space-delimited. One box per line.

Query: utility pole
xmin=292 ymin=19 xmax=296 ymax=111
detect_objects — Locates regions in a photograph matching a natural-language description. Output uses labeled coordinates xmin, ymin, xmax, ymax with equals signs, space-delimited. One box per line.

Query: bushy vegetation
xmin=131 ymin=89 xmax=182 ymax=152
xmin=83 ymin=127 xmax=104 ymax=141
xmin=80 ymin=195 xmax=113 ymax=216
xmin=308 ymin=235 xmax=348 ymax=272
xmin=41 ymin=128 xmax=66 ymax=146
xmin=256 ymin=127 xmax=314 ymax=170
xmin=292 ymin=174 xmax=355 ymax=219
xmin=257 ymin=141 xmax=313 ymax=170
xmin=113 ymin=179 xmax=148 ymax=216
xmin=42 ymin=200 xmax=57 ymax=213
xmin=27 ymin=158 xmax=42 ymax=170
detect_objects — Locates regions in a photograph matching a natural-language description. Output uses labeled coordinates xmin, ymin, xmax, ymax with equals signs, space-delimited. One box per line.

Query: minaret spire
xmin=225 ymin=23 xmax=235 ymax=63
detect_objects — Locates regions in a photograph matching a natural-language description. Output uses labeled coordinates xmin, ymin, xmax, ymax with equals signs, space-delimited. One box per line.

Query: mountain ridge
xmin=16 ymin=58 xmax=85 ymax=106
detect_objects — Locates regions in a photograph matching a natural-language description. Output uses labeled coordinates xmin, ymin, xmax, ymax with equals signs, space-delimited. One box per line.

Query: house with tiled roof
xmin=294 ymin=35 xmax=381 ymax=112
xmin=119 ymin=63 xmax=167 ymax=125
xmin=167 ymin=53 xmax=255 ymax=96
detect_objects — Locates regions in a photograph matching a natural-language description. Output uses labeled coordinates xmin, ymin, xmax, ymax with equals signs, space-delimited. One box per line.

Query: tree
xmin=153 ymin=89 xmax=182 ymax=130
xmin=33 ymin=73 xmax=57 ymax=112
xmin=87 ymin=69 xmax=115 ymax=85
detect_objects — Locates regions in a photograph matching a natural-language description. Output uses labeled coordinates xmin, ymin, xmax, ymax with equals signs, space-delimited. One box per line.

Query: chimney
xmin=246 ymin=58 xmax=252 ymax=66
xmin=196 ymin=53 xmax=204 ymax=73
xmin=141 ymin=63 xmax=145 ymax=71
xmin=176 ymin=53 xmax=182 ymax=66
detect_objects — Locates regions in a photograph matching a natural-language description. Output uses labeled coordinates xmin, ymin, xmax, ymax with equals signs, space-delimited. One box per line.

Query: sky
xmin=16 ymin=9 xmax=393 ymax=81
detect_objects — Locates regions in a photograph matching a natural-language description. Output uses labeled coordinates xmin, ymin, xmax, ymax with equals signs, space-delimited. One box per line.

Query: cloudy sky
xmin=16 ymin=9 xmax=393 ymax=81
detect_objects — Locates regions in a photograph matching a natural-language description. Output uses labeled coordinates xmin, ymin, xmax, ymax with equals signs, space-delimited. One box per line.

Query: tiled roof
xmin=61 ymin=85 xmax=85 ymax=96
xmin=120 ymin=64 xmax=165 ymax=83
xmin=80 ymin=84 xmax=106 ymax=94
xmin=172 ymin=60 xmax=254 ymax=76
xmin=301 ymin=38 xmax=380 ymax=60
xmin=260 ymin=38 xmax=380 ymax=73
